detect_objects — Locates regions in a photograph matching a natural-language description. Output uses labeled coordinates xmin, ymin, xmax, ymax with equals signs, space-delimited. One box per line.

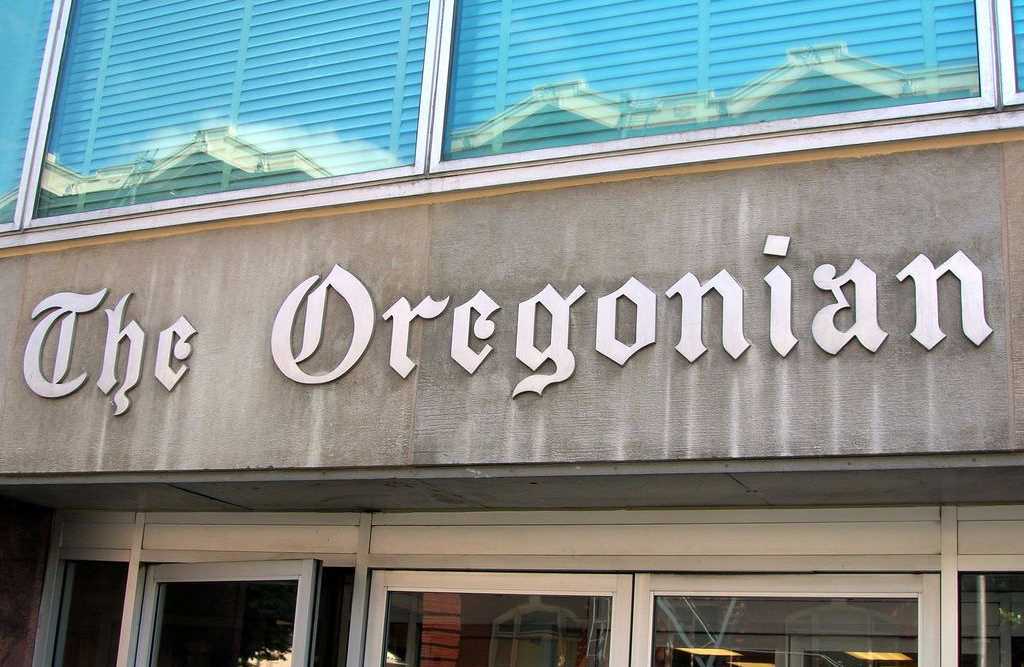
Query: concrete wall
xmin=0 ymin=499 xmax=50 ymax=666
xmin=0 ymin=142 xmax=1018 ymax=475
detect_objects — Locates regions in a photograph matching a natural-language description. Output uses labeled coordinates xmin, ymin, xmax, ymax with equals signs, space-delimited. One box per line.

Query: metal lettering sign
xmin=21 ymin=236 xmax=994 ymax=415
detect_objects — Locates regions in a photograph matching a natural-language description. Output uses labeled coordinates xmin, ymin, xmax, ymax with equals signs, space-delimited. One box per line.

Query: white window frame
xmin=631 ymin=573 xmax=941 ymax=667
xmin=363 ymin=570 xmax=633 ymax=667
xmin=13 ymin=0 xmax=447 ymax=232
xmin=134 ymin=559 xmax=319 ymax=667
xmin=997 ymin=0 xmax=1024 ymax=104
xmin=429 ymin=0 xmax=998 ymax=174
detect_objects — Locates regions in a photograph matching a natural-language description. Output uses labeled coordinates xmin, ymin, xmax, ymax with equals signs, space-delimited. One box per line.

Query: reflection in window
xmin=36 ymin=0 xmax=428 ymax=218
xmin=443 ymin=0 xmax=981 ymax=159
xmin=1014 ymin=1 xmax=1024 ymax=92
xmin=652 ymin=595 xmax=918 ymax=666
xmin=53 ymin=561 xmax=128 ymax=667
xmin=382 ymin=591 xmax=612 ymax=667
xmin=0 ymin=0 xmax=52 ymax=224
xmin=150 ymin=580 xmax=298 ymax=667
xmin=960 ymin=573 xmax=1024 ymax=666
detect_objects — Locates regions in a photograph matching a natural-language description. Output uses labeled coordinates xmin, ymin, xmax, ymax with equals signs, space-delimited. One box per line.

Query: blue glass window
xmin=1014 ymin=0 xmax=1024 ymax=91
xmin=443 ymin=0 xmax=981 ymax=159
xmin=0 ymin=0 xmax=53 ymax=224
xmin=36 ymin=0 xmax=429 ymax=218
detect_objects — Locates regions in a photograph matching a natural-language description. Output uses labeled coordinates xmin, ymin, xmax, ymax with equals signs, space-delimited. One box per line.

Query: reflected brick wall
xmin=0 ymin=498 xmax=52 ymax=667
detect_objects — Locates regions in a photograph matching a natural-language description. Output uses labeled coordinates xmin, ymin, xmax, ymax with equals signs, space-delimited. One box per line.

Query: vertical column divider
xmin=115 ymin=512 xmax=146 ymax=667
xmin=940 ymin=505 xmax=959 ymax=666
xmin=345 ymin=513 xmax=373 ymax=667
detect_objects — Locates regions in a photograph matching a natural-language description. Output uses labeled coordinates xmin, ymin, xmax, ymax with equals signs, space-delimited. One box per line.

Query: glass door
xmin=135 ymin=560 xmax=318 ymax=667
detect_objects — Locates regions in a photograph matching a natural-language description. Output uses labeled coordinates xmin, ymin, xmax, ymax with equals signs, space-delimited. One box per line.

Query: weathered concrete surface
xmin=1004 ymin=141 xmax=1024 ymax=446
xmin=0 ymin=498 xmax=50 ymax=666
xmin=0 ymin=144 xmax=1015 ymax=476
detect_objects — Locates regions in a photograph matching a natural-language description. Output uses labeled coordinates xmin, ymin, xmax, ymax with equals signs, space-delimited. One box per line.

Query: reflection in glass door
xmin=136 ymin=561 xmax=317 ymax=667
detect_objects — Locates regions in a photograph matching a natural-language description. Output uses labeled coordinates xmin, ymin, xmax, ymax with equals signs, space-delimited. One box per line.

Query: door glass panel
xmin=381 ymin=591 xmax=613 ymax=667
xmin=652 ymin=595 xmax=918 ymax=666
xmin=960 ymin=573 xmax=1024 ymax=666
xmin=150 ymin=580 xmax=298 ymax=667
xmin=54 ymin=561 xmax=128 ymax=667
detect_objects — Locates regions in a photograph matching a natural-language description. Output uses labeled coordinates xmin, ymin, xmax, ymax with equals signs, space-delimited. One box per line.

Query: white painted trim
xmin=372 ymin=506 xmax=940 ymax=526
xmin=4 ymin=109 xmax=1024 ymax=251
xmin=426 ymin=0 xmax=456 ymax=173
xmin=414 ymin=0 xmax=445 ymax=175
xmin=30 ymin=512 xmax=65 ymax=667
xmin=16 ymin=0 xmax=74 ymax=231
xmin=940 ymin=506 xmax=959 ymax=667
xmin=345 ymin=514 xmax=373 ymax=667
xmin=135 ymin=559 xmax=318 ymax=667
xmin=115 ymin=513 xmax=145 ymax=667
xmin=633 ymin=573 xmax=938 ymax=667
xmin=10 ymin=0 xmax=72 ymax=232
xmin=363 ymin=570 xmax=632 ymax=667
xmin=956 ymin=554 xmax=1024 ymax=570
xmin=997 ymin=0 xmax=1024 ymax=105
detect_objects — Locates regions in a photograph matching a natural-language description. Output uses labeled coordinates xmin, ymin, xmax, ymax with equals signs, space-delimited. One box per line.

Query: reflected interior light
xmin=731 ymin=662 xmax=775 ymax=667
xmin=385 ymin=651 xmax=406 ymax=666
xmin=674 ymin=647 xmax=742 ymax=657
xmin=846 ymin=651 xmax=914 ymax=661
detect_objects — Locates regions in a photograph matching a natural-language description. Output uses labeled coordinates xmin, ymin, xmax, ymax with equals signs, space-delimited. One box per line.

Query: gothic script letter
xmin=595 ymin=277 xmax=656 ymax=366
xmin=811 ymin=259 xmax=887 ymax=354
xmin=665 ymin=270 xmax=749 ymax=362
xmin=154 ymin=316 xmax=197 ymax=391
xmin=896 ymin=250 xmax=992 ymax=349
xmin=271 ymin=265 xmax=375 ymax=384
xmin=451 ymin=290 xmax=500 ymax=374
xmin=23 ymin=289 xmax=108 ymax=399
xmin=383 ymin=295 xmax=450 ymax=378
xmin=97 ymin=294 xmax=145 ymax=415
xmin=513 ymin=284 xmax=586 ymax=397
xmin=764 ymin=266 xmax=798 ymax=357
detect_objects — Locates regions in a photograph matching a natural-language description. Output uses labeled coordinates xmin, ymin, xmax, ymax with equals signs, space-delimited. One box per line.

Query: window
xmin=52 ymin=560 xmax=128 ymax=667
xmin=0 ymin=0 xmax=52 ymax=225
xmin=960 ymin=573 xmax=1024 ymax=666
xmin=633 ymin=574 xmax=939 ymax=667
xmin=34 ymin=0 xmax=430 ymax=219
xmin=136 ymin=560 xmax=318 ymax=667
xmin=365 ymin=571 xmax=633 ymax=667
xmin=440 ymin=0 xmax=983 ymax=162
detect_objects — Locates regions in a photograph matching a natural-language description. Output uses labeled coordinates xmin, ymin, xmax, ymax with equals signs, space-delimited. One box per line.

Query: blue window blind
xmin=0 ymin=0 xmax=53 ymax=224
xmin=36 ymin=0 xmax=428 ymax=218
xmin=443 ymin=0 xmax=981 ymax=159
xmin=1014 ymin=0 xmax=1024 ymax=90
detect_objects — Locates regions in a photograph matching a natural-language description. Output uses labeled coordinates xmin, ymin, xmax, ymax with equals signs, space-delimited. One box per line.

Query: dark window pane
xmin=152 ymin=580 xmax=298 ymax=667
xmin=652 ymin=595 xmax=918 ymax=667
xmin=54 ymin=561 xmax=128 ymax=667
xmin=382 ymin=592 xmax=612 ymax=667
xmin=313 ymin=568 xmax=355 ymax=667
xmin=960 ymin=573 xmax=1024 ymax=666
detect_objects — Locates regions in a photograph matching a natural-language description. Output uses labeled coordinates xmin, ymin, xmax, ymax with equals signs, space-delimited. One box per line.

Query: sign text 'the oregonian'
xmin=22 ymin=236 xmax=993 ymax=416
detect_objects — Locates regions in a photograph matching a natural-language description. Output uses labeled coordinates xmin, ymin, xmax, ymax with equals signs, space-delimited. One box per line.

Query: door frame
xmin=134 ymin=559 xmax=318 ymax=667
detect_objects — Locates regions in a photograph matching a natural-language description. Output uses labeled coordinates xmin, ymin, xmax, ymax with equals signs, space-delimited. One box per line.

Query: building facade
xmin=3 ymin=0 xmax=1024 ymax=666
